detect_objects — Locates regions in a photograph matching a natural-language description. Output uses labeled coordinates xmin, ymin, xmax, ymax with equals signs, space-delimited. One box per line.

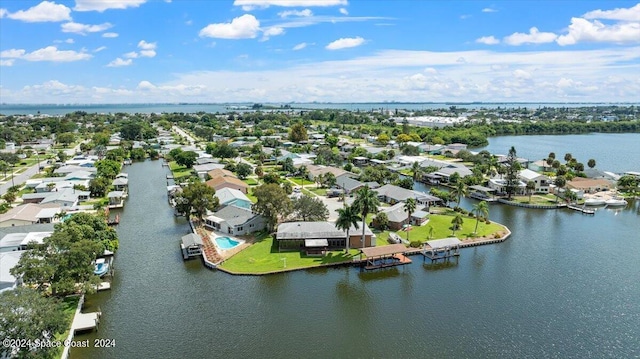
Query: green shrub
xmin=409 ymin=240 xmax=422 ymax=248
xmin=494 ymin=233 xmax=502 ymax=239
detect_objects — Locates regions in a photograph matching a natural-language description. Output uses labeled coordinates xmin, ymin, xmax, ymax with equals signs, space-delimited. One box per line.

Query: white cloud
xmin=339 ymin=8 xmax=348 ymax=15
xmin=1 ymin=47 xmax=91 ymax=63
xmin=65 ymin=38 xmax=75 ymax=44
xmin=326 ymin=36 xmax=365 ymax=50
xmin=137 ymin=40 xmax=157 ymax=57
xmin=13 ymin=46 xmax=92 ymax=62
xmin=261 ymin=27 xmax=285 ymax=41
xmin=0 ymin=49 xmax=27 ymax=58
xmin=94 ymin=46 xmax=107 ymax=52
xmin=123 ymin=51 xmax=139 ymax=58
xmin=504 ymin=27 xmax=557 ymax=45
xmin=61 ymin=22 xmax=113 ymax=35
xmin=476 ymin=36 xmax=500 ymax=45
xmin=102 ymin=32 xmax=119 ymax=38
xmin=556 ymin=17 xmax=640 ymax=46
xmin=4 ymin=47 xmax=640 ymax=103
xmin=199 ymin=14 xmax=260 ymax=39
xmin=512 ymin=69 xmax=531 ymax=80
xmin=0 ymin=59 xmax=15 ymax=66
xmin=0 ymin=9 xmax=7 ymax=18
xmin=107 ymin=58 xmax=133 ymax=67
xmin=583 ymin=3 xmax=640 ymax=21
xmin=278 ymin=9 xmax=312 ymax=18
xmin=234 ymin=0 xmax=347 ymax=10
xmin=6 ymin=1 xmax=71 ymax=22
xmin=293 ymin=42 xmax=307 ymax=50
xmin=74 ymin=0 xmax=146 ymax=12
xmin=482 ymin=7 xmax=497 ymax=13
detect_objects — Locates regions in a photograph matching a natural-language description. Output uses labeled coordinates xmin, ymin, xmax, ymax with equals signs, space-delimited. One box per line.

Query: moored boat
xmin=94 ymin=258 xmax=110 ymax=277
xmin=605 ymin=197 xmax=627 ymax=207
xmin=584 ymin=198 xmax=606 ymax=206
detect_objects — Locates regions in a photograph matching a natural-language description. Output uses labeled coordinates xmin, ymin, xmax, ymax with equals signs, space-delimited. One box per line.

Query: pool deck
xmin=196 ymin=226 xmax=251 ymax=268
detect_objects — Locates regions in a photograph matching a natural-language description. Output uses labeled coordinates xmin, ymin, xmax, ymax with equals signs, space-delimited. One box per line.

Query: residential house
xmin=306 ymin=165 xmax=349 ymax=181
xmin=334 ymin=174 xmax=365 ymax=195
xmin=204 ymin=205 xmax=265 ymax=236
xmin=194 ymin=163 xmax=225 ymax=180
xmin=276 ymin=221 xmax=375 ymax=252
xmin=488 ymin=178 xmax=526 ymax=195
xmin=206 ymin=175 xmax=249 ymax=194
xmin=374 ymin=184 xmax=441 ymax=207
xmin=215 ymin=187 xmax=252 ymax=210
xmin=518 ymin=169 xmax=551 ymax=193
xmin=566 ymin=178 xmax=613 ymax=193
xmin=0 ymin=203 xmax=62 ymax=227
xmin=377 ymin=202 xmax=429 ymax=230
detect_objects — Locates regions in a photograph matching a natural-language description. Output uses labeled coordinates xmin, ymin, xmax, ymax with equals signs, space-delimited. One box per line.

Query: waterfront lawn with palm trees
xmin=219 ymin=234 xmax=361 ymax=274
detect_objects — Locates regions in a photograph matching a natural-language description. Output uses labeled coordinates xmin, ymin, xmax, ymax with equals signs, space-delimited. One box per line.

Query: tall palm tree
xmin=298 ymin=165 xmax=309 ymax=189
xmin=411 ymin=161 xmax=423 ymax=182
xmin=472 ymin=201 xmax=489 ymax=235
xmin=335 ymin=205 xmax=360 ymax=253
xmin=452 ymin=181 xmax=467 ymax=209
xmin=451 ymin=214 xmax=464 ymax=236
xmin=352 ymin=185 xmax=380 ymax=251
xmin=403 ymin=198 xmax=417 ymax=241
xmin=526 ymin=180 xmax=536 ymax=202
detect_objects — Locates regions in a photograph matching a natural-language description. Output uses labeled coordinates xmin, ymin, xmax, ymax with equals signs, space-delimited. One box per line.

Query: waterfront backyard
xmin=218 ymin=211 xmax=508 ymax=275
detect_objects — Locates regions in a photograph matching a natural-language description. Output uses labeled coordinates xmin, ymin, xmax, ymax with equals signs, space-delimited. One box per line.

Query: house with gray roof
xmin=374 ymin=184 xmax=441 ymax=206
xmin=377 ymin=202 xmax=429 ymax=230
xmin=276 ymin=221 xmax=375 ymax=252
xmin=215 ymin=187 xmax=252 ymax=210
xmin=335 ymin=173 xmax=365 ymax=195
xmin=204 ymin=205 xmax=265 ymax=236
xmin=0 ymin=203 xmax=61 ymax=228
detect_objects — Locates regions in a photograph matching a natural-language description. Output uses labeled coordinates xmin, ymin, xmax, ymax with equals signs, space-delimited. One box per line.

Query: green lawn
xmin=53 ymin=295 xmax=81 ymax=358
xmin=243 ymin=178 xmax=259 ymax=186
xmin=309 ymin=188 xmax=327 ymax=196
xmin=168 ymin=161 xmax=193 ymax=179
xmin=379 ymin=213 xmax=506 ymax=243
xmin=290 ymin=177 xmax=314 ymax=186
xmin=220 ymin=236 xmax=360 ymax=274
xmin=509 ymin=195 xmax=558 ymax=205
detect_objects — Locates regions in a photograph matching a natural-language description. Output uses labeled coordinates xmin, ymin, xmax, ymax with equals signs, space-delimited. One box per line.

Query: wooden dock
xmin=360 ymin=244 xmax=411 ymax=270
xmin=567 ymin=204 xmax=595 ymax=215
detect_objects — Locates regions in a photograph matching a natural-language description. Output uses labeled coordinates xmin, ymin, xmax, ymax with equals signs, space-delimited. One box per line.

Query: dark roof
xmin=335 ymin=174 xmax=364 ymax=192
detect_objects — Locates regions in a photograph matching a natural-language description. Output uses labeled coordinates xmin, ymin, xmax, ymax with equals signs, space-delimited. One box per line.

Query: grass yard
xmin=309 ymin=188 xmax=327 ymax=196
xmin=53 ymin=295 xmax=81 ymax=358
xmin=220 ymin=236 xmax=360 ymax=274
xmin=243 ymin=178 xmax=259 ymax=186
xmin=168 ymin=161 xmax=193 ymax=180
xmin=510 ymin=195 xmax=559 ymax=205
xmin=290 ymin=177 xmax=315 ymax=186
xmin=379 ymin=213 xmax=506 ymax=243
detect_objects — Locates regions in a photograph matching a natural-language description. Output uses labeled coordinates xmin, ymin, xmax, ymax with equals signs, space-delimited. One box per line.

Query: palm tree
xmin=0 ymin=160 xmax=9 ymax=181
xmin=335 ymin=205 xmax=361 ymax=253
xmin=298 ymin=165 xmax=309 ymax=189
xmin=452 ymin=181 xmax=467 ymax=209
xmin=472 ymin=201 xmax=489 ymax=235
xmin=352 ymin=185 xmax=380 ymax=251
xmin=554 ymin=175 xmax=567 ymax=203
xmin=411 ymin=161 xmax=423 ymax=182
xmin=526 ymin=180 xmax=536 ymax=202
xmin=403 ymin=198 xmax=417 ymax=241
xmin=451 ymin=214 xmax=464 ymax=236
xmin=427 ymin=225 xmax=435 ymax=240
xmin=587 ymin=159 xmax=596 ymax=169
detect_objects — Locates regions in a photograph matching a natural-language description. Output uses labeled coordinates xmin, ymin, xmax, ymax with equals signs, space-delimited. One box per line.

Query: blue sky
xmin=1 ymin=0 xmax=639 ymax=103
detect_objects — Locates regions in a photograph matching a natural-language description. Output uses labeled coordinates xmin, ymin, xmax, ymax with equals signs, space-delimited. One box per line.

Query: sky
xmin=0 ymin=0 xmax=639 ymax=104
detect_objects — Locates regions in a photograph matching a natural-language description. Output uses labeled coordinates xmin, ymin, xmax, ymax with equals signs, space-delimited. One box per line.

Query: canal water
xmin=73 ymin=135 xmax=640 ymax=358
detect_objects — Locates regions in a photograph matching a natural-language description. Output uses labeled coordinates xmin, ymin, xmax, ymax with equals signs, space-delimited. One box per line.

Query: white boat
xmin=605 ymin=198 xmax=627 ymax=207
xmin=584 ymin=198 xmax=606 ymax=206
xmin=94 ymin=258 xmax=109 ymax=277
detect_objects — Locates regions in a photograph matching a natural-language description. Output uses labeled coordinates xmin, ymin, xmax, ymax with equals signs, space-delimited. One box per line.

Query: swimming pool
xmin=214 ymin=236 xmax=241 ymax=250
